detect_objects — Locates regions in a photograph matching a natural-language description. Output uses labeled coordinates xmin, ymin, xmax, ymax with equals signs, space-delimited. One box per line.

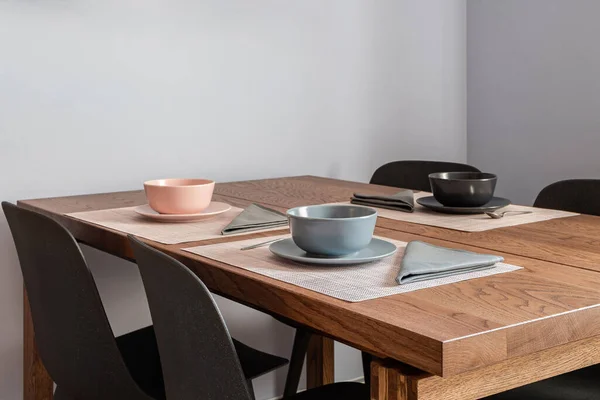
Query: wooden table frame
xmin=18 ymin=175 xmax=600 ymax=400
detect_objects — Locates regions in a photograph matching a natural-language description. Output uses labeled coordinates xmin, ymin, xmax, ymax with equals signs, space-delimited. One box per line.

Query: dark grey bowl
xmin=287 ymin=204 xmax=377 ymax=256
xmin=428 ymin=172 xmax=497 ymax=207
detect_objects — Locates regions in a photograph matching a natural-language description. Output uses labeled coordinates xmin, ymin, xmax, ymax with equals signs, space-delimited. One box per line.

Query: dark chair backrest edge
xmin=2 ymin=202 xmax=151 ymax=400
xmin=370 ymin=160 xmax=481 ymax=191
xmin=534 ymin=179 xmax=600 ymax=216
xmin=129 ymin=235 xmax=253 ymax=400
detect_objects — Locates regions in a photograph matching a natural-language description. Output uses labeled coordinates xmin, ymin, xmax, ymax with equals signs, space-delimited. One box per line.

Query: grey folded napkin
xmin=221 ymin=204 xmax=288 ymax=235
xmin=350 ymin=189 xmax=414 ymax=212
xmin=397 ymin=241 xmax=504 ymax=284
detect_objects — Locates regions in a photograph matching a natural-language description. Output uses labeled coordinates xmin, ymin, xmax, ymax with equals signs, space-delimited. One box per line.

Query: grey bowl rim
xmin=428 ymin=172 xmax=498 ymax=182
xmin=286 ymin=204 xmax=378 ymax=222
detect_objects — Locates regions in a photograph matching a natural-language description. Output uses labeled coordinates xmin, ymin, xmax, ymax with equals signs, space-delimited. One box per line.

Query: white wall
xmin=0 ymin=1 xmax=466 ymax=399
xmin=467 ymin=0 xmax=600 ymax=205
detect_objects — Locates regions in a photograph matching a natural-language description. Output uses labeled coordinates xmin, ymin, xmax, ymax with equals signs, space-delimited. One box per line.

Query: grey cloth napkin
xmin=397 ymin=241 xmax=504 ymax=284
xmin=221 ymin=204 xmax=288 ymax=235
xmin=351 ymin=189 xmax=414 ymax=212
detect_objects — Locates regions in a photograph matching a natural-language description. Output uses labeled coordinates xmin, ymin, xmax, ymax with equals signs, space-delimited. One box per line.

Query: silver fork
xmin=485 ymin=210 xmax=533 ymax=219
xmin=240 ymin=238 xmax=283 ymax=250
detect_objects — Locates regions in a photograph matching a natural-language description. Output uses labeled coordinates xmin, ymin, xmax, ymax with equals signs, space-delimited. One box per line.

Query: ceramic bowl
xmin=286 ymin=204 xmax=377 ymax=256
xmin=428 ymin=172 xmax=497 ymax=207
xmin=144 ymin=179 xmax=215 ymax=214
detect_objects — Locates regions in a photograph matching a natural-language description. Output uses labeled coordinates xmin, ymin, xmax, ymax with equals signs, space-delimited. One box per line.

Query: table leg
xmin=24 ymin=289 xmax=53 ymax=400
xmin=306 ymin=335 xmax=335 ymax=388
xmin=371 ymin=359 xmax=411 ymax=400
xmin=370 ymin=358 xmax=431 ymax=400
xmin=370 ymin=333 xmax=600 ymax=400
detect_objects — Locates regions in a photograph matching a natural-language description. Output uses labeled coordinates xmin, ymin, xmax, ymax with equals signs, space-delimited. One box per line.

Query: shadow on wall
xmin=466 ymin=0 xmax=600 ymax=205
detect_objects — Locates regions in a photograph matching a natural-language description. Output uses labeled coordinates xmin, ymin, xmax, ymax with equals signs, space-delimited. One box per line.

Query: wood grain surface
xmin=370 ymin=331 xmax=600 ymax=400
xmin=16 ymin=175 xmax=600 ymax=400
xmin=410 ymin=334 xmax=600 ymax=400
xmin=214 ymin=176 xmax=600 ymax=272
xmin=306 ymin=336 xmax=335 ymax=389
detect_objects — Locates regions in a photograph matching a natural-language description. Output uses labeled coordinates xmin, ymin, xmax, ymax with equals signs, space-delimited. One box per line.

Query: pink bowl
xmin=144 ymin=179 xmax=215 ymax=214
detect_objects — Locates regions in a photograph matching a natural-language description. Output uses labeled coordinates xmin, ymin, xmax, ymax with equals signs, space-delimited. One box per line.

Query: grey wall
xmin=0 ymin=1 xmax=466 ymax=399
xmin=467 ymin=0 xmax=600 ymax=205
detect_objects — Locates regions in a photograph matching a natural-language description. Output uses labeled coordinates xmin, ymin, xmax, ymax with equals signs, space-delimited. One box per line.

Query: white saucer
xmin=269 ymin=238 xmax=397 ymax=265
xmin=134 ymin=202 xmax=231 ymax=222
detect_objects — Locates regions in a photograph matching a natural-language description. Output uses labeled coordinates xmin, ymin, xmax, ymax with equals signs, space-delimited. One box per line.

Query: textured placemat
xmin=67 ymin=206 xmax=288 ymax=245
xmin=348 ymin=192 xmax=578 ymax=232
xmin=183 ymin=235 xmax=522 ymax=302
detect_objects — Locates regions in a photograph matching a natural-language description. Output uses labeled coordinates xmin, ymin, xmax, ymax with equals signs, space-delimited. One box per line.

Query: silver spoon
xmin=240 ymin=238 xmax=284 ymax=250
xmin=485 ymin=210 xmax=533 ymax=219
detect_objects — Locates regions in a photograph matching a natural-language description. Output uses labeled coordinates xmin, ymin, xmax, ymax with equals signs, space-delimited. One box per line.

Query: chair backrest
xmin=2 ymin=202 xmax=151 ymax=400
xmin=129 ymin=235 xmax=252 ymax=400
xmin=370 ymin=160 xmax=481 ymax=191
xmin=534 ymin=179 xmax=600 ymax=216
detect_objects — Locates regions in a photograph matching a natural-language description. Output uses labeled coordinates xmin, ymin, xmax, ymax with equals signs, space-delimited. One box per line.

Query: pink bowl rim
xmin=144 ymin=178 xmax=215 ymax=188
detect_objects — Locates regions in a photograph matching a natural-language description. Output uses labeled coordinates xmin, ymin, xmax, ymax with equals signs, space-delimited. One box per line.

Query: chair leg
xmin=362 ymin=351 xmax=372 ymax=387
xmin=247 ymin=379 xmax=256 ymax=400
xmin=283 ymin=328 xmax=313 ymax=397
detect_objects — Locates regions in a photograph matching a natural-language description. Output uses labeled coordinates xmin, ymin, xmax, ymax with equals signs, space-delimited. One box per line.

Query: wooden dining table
xmin=18 ymin=175 xmax=600 ymax=400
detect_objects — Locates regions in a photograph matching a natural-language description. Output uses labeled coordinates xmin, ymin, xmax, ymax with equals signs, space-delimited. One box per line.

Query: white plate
xmin=269 ymin=238 xmax=397 ymax=265
xmin=134 ymin=202 xmax=231 ymax=222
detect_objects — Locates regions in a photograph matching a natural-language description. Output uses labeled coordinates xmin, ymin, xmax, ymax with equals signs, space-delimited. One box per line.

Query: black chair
xmin=3 ymin=202 xmax=162 ymax=400
xmin=370 ymin=160 xmax=481 ymax=191
xmin=534 ymin=179 xmax=600 ymax=216
xmin=2 ymin=202 xmax=288 ymax=400
xmin=129 ymin=235 xmax=370 ymax=400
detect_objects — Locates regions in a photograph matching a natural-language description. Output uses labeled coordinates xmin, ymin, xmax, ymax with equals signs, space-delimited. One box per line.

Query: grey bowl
xmin=286 ymin=204 xmax=377 ymax=257
xmin=429 ymin=172 xmax=497 ymax=207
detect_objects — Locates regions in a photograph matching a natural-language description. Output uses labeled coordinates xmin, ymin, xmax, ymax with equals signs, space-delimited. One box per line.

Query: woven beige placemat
xmin=67 ymin=206 xmax=288 ymax=245
xmin=183 ymin=235 xmax=522 ymax=302
xmin=352 ymin=192 xmax=578 ymax=232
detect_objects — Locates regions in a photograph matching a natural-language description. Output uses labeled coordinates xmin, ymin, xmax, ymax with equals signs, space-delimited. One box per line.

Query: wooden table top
xmin=214 ymin=176 xmax=600 ymax=273
xmin=18 ymin=175 xmax=600 ymax=378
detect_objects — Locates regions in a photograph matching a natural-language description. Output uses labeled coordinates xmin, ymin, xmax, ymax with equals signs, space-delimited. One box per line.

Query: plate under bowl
xmin=269 ymin=238 xmax=397 ymax=265
xmin=134 ymin=202 xmax=231 ymax=222
xmin=416 ymin=196 xmax=511 ymax=214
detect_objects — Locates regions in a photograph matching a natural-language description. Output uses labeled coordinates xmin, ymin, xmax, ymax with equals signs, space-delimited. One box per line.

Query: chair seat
xmin=53 ymin=386 xmax=76 ymax=400
xmin=116 ymin=326 xmax=165 ymax=399
xmin=233 ymin=337 xmax=289 ymax=380
xmin=116 ymin=326 xmax=289 ymax=399
xmin=288 ymin=382 xmax=369 ymax=400
xmin=483 ymin=364 xmax=600 ymax=400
